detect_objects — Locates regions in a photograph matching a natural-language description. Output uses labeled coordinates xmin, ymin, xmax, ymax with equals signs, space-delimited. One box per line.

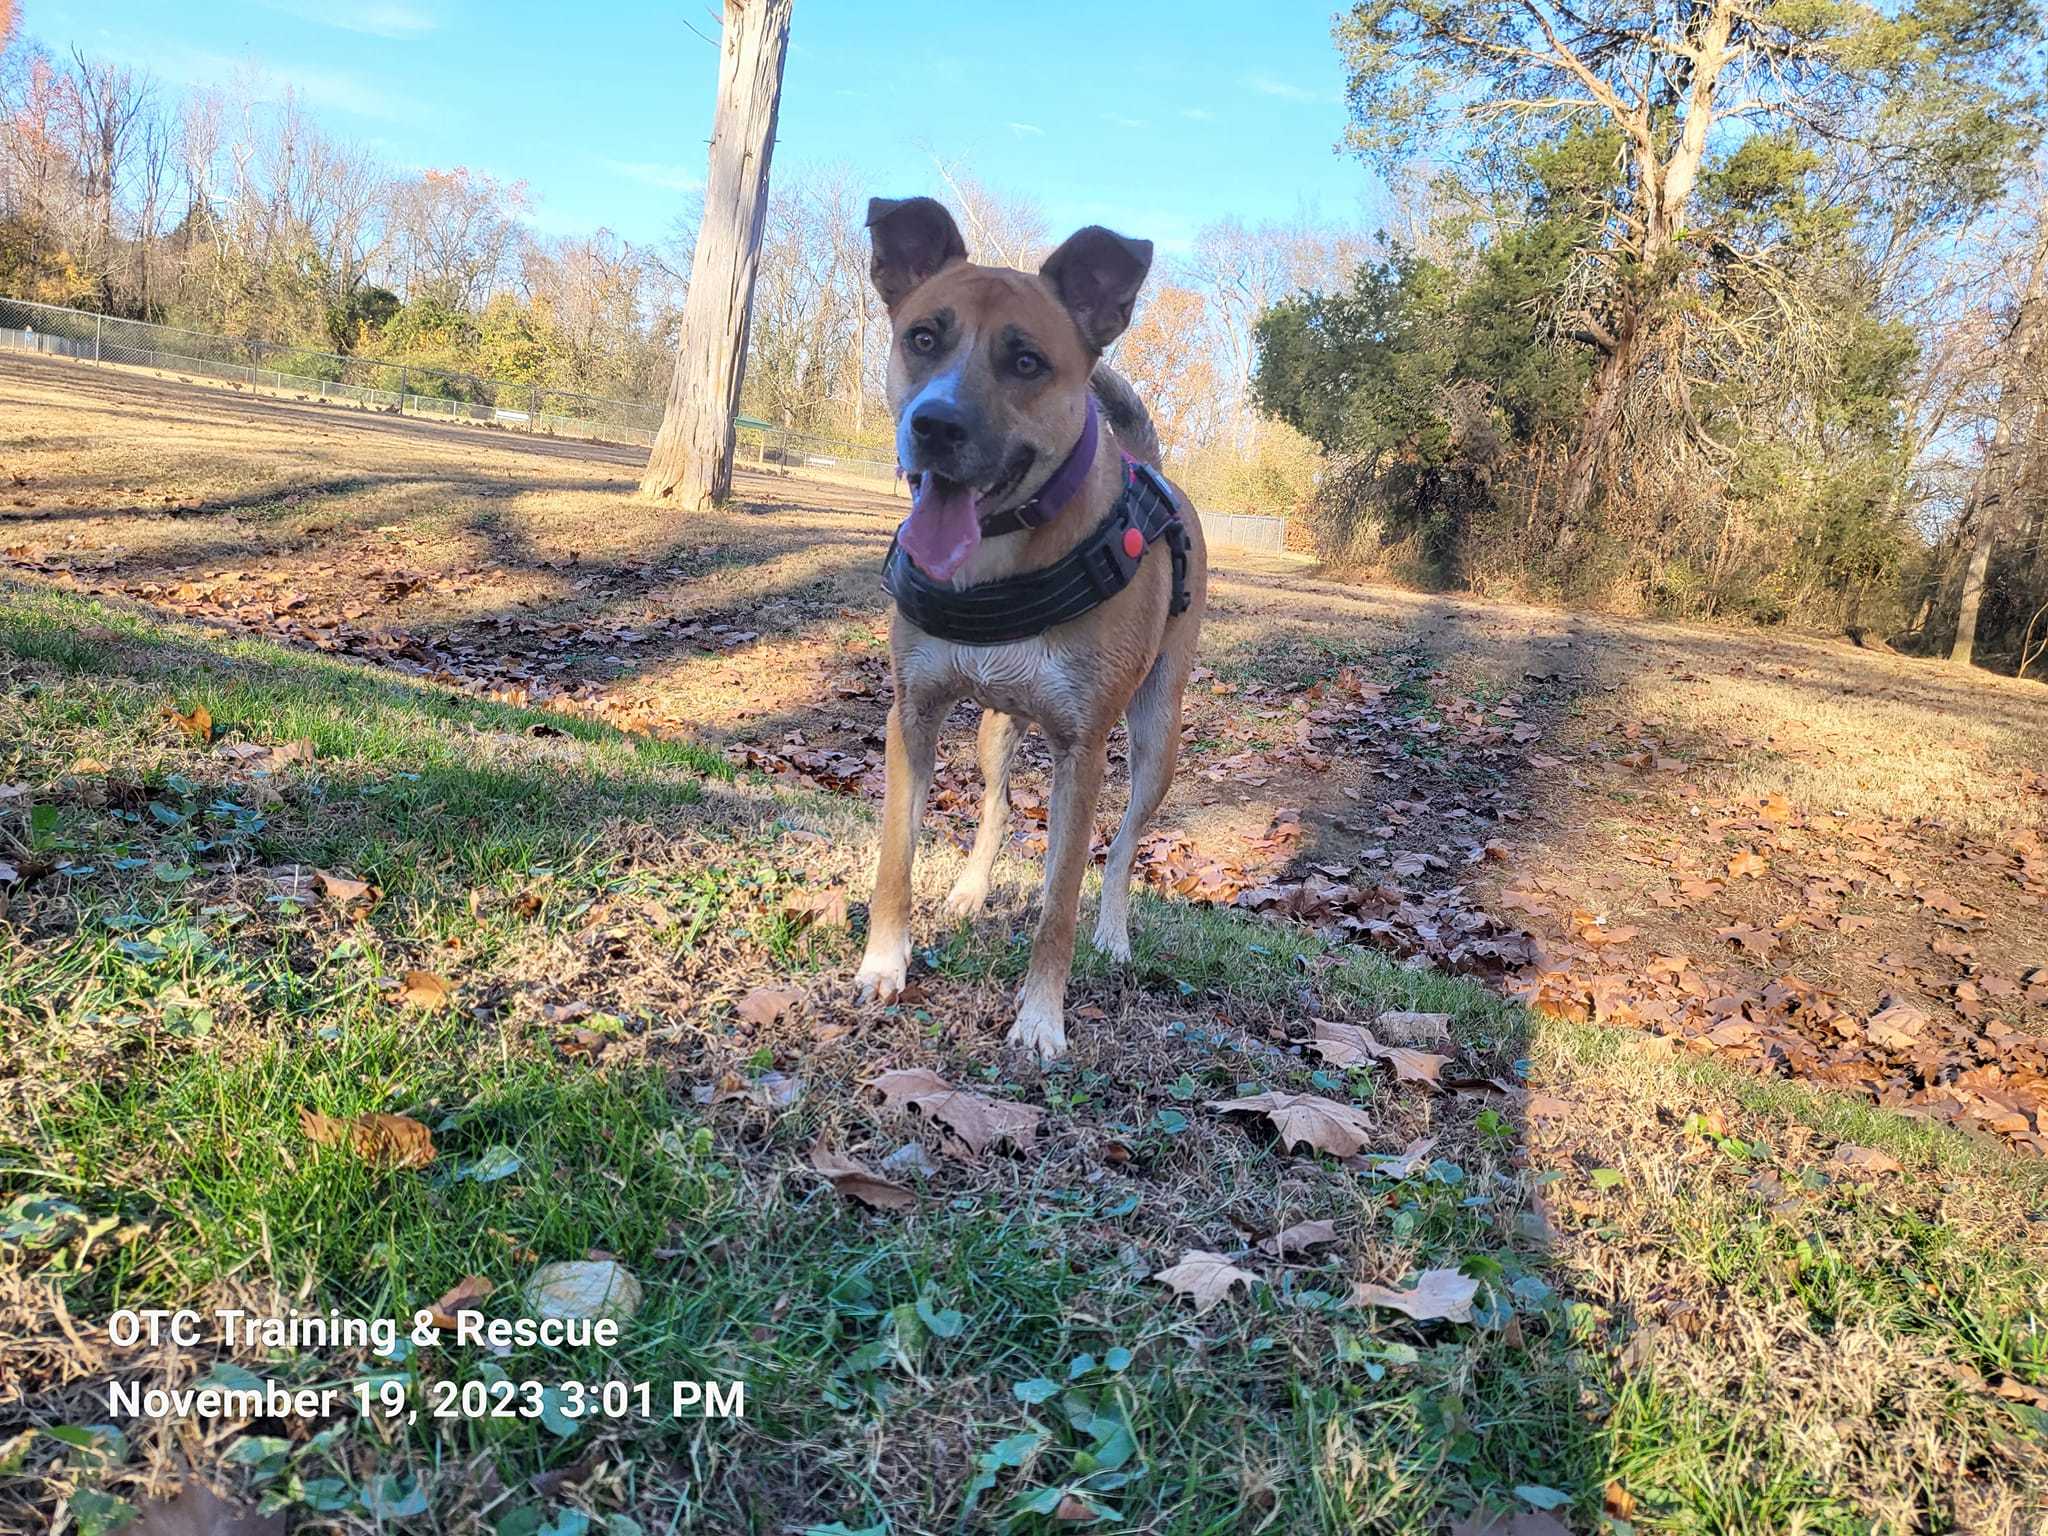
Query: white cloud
xmin=1008 ymin=121 xmax=1045 ymax=138
xmin=602 ymin=159 xmax=704 ymax=194
xmin=1179 ymin=107 xmax=1217 ymax=122
xmin=1102 ymin=113 xmax=1149 ymax=131
xmin=1247 ymin=73 xmax=1336 ymax=105
xmin=121 ymin=41 xmax=404 ymax=120
xmin=255 ymin=0 xmax=440 ymax=39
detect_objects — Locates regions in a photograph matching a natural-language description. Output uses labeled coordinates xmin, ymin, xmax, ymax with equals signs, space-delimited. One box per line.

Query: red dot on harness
xmin=1122 ymin=528 xmax=1144 ymax=560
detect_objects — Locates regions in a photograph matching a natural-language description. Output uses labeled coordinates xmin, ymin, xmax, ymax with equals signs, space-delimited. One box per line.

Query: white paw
xmin=853 ymin=937 xmax=910 ymax=1003
xmin=1091 ymin=912 xmax=1132 ymax=964
xmin=1006 ymin=990 xmax=1069 ymax=1060
xmin=941 ymin=875 xmax=989 ymax=923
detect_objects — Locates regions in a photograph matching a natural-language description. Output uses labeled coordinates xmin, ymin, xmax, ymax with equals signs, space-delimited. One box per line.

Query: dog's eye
xmin=906 ymin=326 xmax=938 ymax=355
xmin=1013 ymin=350 xmax=1046 ymax=378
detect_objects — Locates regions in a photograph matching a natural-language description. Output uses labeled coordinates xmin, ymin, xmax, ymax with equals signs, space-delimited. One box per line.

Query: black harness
xmin=883 ymin=459 xmax=1192 ymax=646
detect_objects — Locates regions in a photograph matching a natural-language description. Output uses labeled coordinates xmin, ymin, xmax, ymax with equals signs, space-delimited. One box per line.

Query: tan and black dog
xmin=853 ymin=195 xmax=1208 ymax=1059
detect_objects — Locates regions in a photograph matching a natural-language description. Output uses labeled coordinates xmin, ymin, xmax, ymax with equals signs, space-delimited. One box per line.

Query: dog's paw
xmin=1006 ymin=993 xmax=1069 ymax=1060
xmin=853 ymin=940 xmax=910 ymax=1004
xmin=940 ymin=873 xmax=989 ymax=924
xmin=1090 ymin=912 xmax=1132 ymax=964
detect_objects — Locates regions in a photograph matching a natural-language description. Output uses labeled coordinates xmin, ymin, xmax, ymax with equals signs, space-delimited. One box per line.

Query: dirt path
xmin=5 ymin=349 xmax=2046 ymax=1150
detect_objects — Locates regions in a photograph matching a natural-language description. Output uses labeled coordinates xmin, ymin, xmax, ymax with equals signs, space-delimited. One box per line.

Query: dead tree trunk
xmin=640 ymin=0 xmax=792 ymax=508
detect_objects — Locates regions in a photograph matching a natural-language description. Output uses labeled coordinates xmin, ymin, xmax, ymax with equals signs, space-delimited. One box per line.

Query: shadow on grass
xmin=0 ymin=581 xmax=1630 ymax=1535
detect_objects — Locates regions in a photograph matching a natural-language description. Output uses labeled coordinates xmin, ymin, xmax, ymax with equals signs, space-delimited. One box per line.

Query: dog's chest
xmin=899 ymin=632 xmax=1093 ymax=728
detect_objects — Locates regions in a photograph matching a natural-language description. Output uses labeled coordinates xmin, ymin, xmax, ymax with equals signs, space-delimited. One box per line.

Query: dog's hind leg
xmin=856 ymin=696 xmax=946 ymax=1003
xmin=1009 ymin=731 xmax=1109 ymax=1060
xmin=1092 ymin=650 xmax=1185 ymax=963
xmin=943 ymin=707 xmax=1025 ymax=922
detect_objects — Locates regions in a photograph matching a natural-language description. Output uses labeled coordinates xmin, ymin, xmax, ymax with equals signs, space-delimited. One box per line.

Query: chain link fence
xmin=1 ymin=294 xmax=905 ymax=489
xmin=0 ymin=298 xmax=1302 ymax=521
xmin=0 ymin=294 xmax=671 ymax=446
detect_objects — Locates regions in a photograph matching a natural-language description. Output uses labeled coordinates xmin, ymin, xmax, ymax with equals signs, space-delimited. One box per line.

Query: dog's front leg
xmin=1007 ymin=731 xmax=1108 ymax=1060
xmin=856 ymin=697 xmax=945 ymax=1002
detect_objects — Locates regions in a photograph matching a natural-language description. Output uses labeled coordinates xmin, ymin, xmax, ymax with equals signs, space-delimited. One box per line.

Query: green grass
xmin=4 ymin=583 xmax=2045 ymax=1535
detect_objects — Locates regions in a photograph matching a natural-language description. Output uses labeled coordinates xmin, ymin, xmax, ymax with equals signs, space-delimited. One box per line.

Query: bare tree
xmin=1114 ymin=284 xmax=1223 ymax=463
xmin=64 ymin=48 xmax=150 ymax=308
xmin=642 ymin=0 xmax=793 ymax=508
xmin=383 ymin=165 xmax=526 ymax=310
xmin=926 ymin=157 xmax=1049 ymax=268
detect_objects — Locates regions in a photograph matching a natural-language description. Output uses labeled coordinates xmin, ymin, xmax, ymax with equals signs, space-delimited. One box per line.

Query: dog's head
xmin=867 ymin=196 xmax=1151 ymax=581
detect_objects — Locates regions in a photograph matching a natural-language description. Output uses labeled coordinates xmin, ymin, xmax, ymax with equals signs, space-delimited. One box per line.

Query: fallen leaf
xmin=1758 ymin=791 xmax=1792 ymax=824
xmin=1377 ymin=1042 xmax=1449 ymax=1085
xmin=315 ymin=868 xmax=373 ymax=905
xmin=1830 ymin=1144 xmax=1904 ymax=1176
xmin=1351 ymin=1267 xmax=1478 ymax=1323
xmin=1311 ymin=1020 xmax=1448 ymax=1086
xmin=398 ymin=970 xmax=452 ymax=1011
xmin=1524 ymin=1093 xmax=1574 ymax=1120
xmin=162 ymin=702 xmax=213 ymax=743
xmin=782 ymin=886 xmax=849 ymax=930
xmin=1991 ymin=1374 xmax=2048 ymax=1409
xmin=809 ymin=1142 xmax=916 ymax=1211
xmin=298 ymin=1108 xmax=435 ymax=1169
xmin=524 ymin=1259 xmax=643 ymax=1321
xmin=1716 ymin=923 xmax=1776 ymax=958
xmin=1353 ymin=1135 xmax=1437 ymax=1178
xmin=736 ymin=985 xmax=803 ymax=1027
xmin=1053 ymin=1493 xmax=1101 ymax=1523
xmin=1258 ymin=1219 xmax=1338 ymax=1258
xmin=1919 ymin=887 xmax=1974 ymax=919
xmin=1726 ymin=849 xmax=1769 ymax=880
xmin=428 ymin=1274 xmax=495 ymax=1330
xmin=1208 ymin=1090 xmax=1377 ymax=1157
xmin=1154 ymin=1249 xmax=1259 ymax=1313
xmin=1865 ymin=1001 xmax=1929 ymax=1051
xmin=867 ymin=1068 xmax=1043 ymax=1155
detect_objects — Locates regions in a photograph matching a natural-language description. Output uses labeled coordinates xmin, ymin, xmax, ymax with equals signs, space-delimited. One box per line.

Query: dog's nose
xmin=909 ymin=399 xmax=969 ymax=450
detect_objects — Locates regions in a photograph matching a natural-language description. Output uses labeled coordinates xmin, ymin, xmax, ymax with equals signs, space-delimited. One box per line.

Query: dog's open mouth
xmin=901 ymin=446 xmax=1036 ymax=583
xmin=978 ymin=445 xmax=1035 ymax=509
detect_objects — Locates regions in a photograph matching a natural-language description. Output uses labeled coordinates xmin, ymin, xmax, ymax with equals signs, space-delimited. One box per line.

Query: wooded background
xmin=4 ymin=4 xmax=2046 ymax=673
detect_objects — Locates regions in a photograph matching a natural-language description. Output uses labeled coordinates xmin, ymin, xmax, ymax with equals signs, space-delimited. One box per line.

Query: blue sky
xmin=32 ymin=0 xmax=1386 ymax=257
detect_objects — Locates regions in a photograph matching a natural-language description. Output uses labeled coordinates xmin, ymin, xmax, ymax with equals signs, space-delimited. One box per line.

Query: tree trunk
xmin=640 ymin=0 xmax=792 ymax=507
xmin=1950 ymin=507 xmax=1997 ymax=666
xmin=1555 ymin=327 xmax=1634 ymax=534
xmin=1950 ymin=221 xmax=2048 ymax=664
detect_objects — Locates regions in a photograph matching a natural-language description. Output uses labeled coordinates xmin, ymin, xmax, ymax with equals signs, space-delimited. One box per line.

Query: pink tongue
xmin=901 ymin=474 xmax=981 ymax=581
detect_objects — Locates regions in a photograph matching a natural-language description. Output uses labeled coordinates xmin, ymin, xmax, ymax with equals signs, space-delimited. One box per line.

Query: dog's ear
xmin=867 ymin=196 xmax=967 ymax=308
xmin=1040 ymin=226 xmax=1153 ymax=352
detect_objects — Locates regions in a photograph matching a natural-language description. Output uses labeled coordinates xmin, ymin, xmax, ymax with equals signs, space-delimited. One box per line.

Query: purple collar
xmin=977 ymin=396 xmax=1099 ymax=537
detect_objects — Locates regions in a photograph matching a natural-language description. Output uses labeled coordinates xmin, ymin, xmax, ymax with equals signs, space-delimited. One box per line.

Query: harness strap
xmin=883 ymin=460 xmax=1190 ymax=646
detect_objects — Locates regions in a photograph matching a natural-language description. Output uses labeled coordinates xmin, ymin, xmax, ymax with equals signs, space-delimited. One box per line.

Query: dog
xmin=852 ymin=195 xmax=1209 ymax=1060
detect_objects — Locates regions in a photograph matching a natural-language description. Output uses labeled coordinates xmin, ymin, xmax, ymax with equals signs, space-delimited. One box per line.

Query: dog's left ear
xmin=867 ymin=196 xmax=968 ymax=308
xmin=1040 ymin=226 xmax=1153 ymax=352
